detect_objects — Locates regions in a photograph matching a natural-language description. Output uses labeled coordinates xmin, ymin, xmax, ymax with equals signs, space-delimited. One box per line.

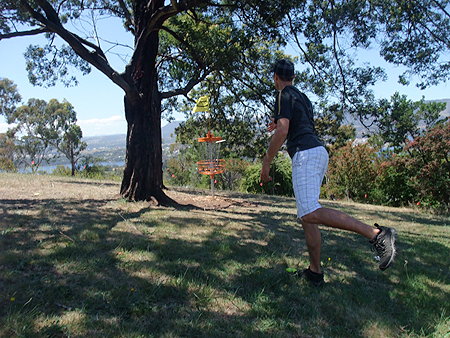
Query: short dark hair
xmin=276 ymin=74 xmax=295 ymax=82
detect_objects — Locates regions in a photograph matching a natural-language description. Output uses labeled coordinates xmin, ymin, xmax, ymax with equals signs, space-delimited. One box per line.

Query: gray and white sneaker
xmin=370 ymin=224 xmax=398 ymax=270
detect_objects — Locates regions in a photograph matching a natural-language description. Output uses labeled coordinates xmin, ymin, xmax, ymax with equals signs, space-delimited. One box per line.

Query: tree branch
xmin=170 ymin=0 xmax=179 ymax=11
xmin=20 ymin=0 xmax=137 ymax=99
xmin=138 ymin=0 xmax=209 ymax=53
xmin=0 ymin=27 xmax=51 ymax=40
xmin=34 ymin=0 xmax=62 ymax=27
xmin=117 ymin=0 xmax=135 ymax=32
xmin=420 ymin=8 xmax=450 ymax=48
xmin=431 ymin=0 xmax=450 ymax=20
xmin=161 ymin=72 xmax=207 ymax=98
xmin=160 ymin=26 xmax=205 ymax=68
xmin=330 ymin=0 xmax=347 ymax=105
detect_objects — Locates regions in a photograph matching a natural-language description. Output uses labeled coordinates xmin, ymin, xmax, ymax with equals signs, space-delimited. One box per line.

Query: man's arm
xmin=260 ymin=118 xmax=290 ymax=182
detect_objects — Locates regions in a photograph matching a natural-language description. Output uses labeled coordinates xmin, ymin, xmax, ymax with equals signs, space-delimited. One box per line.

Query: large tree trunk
xmin=120 ymin=91 xmax=170 ymax=203
xmin=119 ymin=14 xmax=172 ymax=204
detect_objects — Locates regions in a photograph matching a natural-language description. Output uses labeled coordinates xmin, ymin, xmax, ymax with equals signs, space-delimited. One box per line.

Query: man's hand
xmin=260 ymin=159 xmax=272 ymax=182
xmin=267 ymin=118 xmax=277 ymax=132
xmin=261 ymin=117 xmax=289 ymax=183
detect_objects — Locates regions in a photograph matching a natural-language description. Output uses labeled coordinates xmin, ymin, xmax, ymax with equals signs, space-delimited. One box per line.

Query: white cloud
xmin=0 ymin=122 xmax=17 ymax=134
xmin=0 ymin=123 xmax=8 ymax=133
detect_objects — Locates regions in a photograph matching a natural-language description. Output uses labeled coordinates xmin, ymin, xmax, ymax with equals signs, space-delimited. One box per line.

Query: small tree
xmin=0 ymin=78 xmax=21 ymax=116
xmin=5 ymin=98 xmax=87 ymax=175
xmin=370 ymin=93 xmax=447 ymax=150
xmin=57 ymin=124 xmax=87 ymax=176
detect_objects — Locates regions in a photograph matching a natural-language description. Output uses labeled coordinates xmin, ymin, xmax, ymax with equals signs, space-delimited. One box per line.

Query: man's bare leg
xmin=300 ymin=207 xmax=381 ymax=274
xmin=302 ymin=207 xmax=379 ymax=239
xmin=301 ymin=221 xmax=322 ymax=273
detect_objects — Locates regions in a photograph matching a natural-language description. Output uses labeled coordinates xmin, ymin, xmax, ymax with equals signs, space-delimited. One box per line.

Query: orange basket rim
xmin=198 ymin=131 xmax=223 ymax=143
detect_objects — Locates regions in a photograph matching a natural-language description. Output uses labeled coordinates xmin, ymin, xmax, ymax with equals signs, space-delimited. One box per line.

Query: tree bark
xmin=119 ymin=23 xmax=172 ymax=204
xmin=120 ymin=92 xmax=171 ymax=204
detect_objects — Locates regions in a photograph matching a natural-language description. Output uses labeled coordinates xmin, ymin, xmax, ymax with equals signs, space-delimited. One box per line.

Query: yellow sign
xmin=192 ymin=95 xmax=209 ymax=113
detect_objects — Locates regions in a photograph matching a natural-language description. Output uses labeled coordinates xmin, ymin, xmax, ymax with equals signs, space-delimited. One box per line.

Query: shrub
xmin=167 ymin=158 xmax=195 ymax=186
xmin=52 ymin=165 xmax=72 ymax=177
xmin=217 ymin=158 xmax=250 ymax=191
xmin=241 ymin=154 xmax=293 ymax=197
xmin=0 ymin=157 xmax=16 ymax=172
xmin=372 ymin=154 xmax=417 ymax=207
xmin=326 ymin=141 xmax=378 ymax=202
xmin=405 ymin=120 xmax=450 ymax=213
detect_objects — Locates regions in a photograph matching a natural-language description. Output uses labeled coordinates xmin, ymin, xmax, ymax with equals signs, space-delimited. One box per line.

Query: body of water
xmin=20 ymin=161 xmax=125 ymax=173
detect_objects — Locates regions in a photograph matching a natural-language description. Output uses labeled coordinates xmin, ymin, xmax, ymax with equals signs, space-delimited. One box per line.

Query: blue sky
xmin=1 ymin=19 xmax=448 ymax=137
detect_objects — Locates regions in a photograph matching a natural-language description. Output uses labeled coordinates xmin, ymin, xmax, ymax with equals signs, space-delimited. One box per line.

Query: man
xmin=260 ymin=59 xmax=397 ymax=286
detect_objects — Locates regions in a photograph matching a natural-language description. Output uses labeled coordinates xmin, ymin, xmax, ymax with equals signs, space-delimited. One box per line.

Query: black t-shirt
xmin=274 ymin=85 xmax=324 ymax=158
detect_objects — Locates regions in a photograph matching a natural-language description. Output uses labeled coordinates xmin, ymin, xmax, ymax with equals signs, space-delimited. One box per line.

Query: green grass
xmin=1 ymin=173 xmax=449 ymax=337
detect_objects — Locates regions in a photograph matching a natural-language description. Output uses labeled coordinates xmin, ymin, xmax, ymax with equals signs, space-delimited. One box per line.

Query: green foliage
xmin=377 ymin=93 xmax=421 ymax=149
xmin=81 ymin=165 xmax=107 ymax=179
xmin=241 ymin=154 xmax=293 ymax=197
xmin=325 ymin=118 xmax=450 ymax=213
xmin=221 ymin=158 xmax=251 ymax=191
xmin=315 ymin=102 xmax=356 ymax=148
xmin=0 ymin=157 xmax=15 ymax=172
xmin=326 ymin=141 xmax=379 ymax=202
xmin=172 ymin=42 xmax=292 ymax=161
xmin=0 ymin=78 xmax=21 ymax=116
xmin=376 ymin=0 xmax=450 ymax=88
xmin=19 ymin=133 xmax=49 ymax=173
xmin=2 ymin=95 xmax=87 ymax=175
xmin=326 ymin=139 xmax=417 ymax=207
xmin=374 ymin=93 xmax=446 ymax=150
xmin=405 ymin=119 xmax=450 ymax=213
xmin=24 ymin=44 xmax=91 ymax=87
xmin=52 ymin=165 xmax=72 ymax=177
xmin=372 ymin=153 xmax=417 ymax=207
xmin=0 ymin=132 xmax=18 ymax=172
xmin=166 ymin=144 xmax=198 ymax=187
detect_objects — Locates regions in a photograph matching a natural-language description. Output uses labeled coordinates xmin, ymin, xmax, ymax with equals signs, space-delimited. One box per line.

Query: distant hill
xmin=433 ymin=98 xmax=450 ymax=117
xmin=71 ymin=121 xmax=184 ymax=165
xmin=162 ymin=120 xmax=183 ymax=144
xmin=81 ymin=120 xmax=182 ymax=150
xmin=83 ymin=134 xmax=126 ymax=151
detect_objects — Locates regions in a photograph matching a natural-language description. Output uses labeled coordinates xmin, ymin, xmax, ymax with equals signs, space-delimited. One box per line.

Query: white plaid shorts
xmin=292 ymin=146 xmax=329 ymax=219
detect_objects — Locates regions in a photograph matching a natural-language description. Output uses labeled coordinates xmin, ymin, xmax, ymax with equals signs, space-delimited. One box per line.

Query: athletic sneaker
xmin=302 ymin=267 xmax=324 ymax=287
xmin=370 ymin=224 xmax=398 ymax=270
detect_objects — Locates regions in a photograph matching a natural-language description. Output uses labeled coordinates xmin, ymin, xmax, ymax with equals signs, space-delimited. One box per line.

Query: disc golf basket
xmin=197 ymin=131 xmax=225 ymax=197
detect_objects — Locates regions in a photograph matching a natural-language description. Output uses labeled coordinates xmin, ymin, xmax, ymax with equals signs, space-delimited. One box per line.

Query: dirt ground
xmin=0 ymin=173 xmax=257 ymax=211
xmin=164 ymin=187 xmax=253 ymax=210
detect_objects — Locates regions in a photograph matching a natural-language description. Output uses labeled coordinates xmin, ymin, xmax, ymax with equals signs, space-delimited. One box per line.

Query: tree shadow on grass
xmin=54 ymin=179 xmax=120 ymax=187
xmin=1 ymin=194 xmax=449 ymax=337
